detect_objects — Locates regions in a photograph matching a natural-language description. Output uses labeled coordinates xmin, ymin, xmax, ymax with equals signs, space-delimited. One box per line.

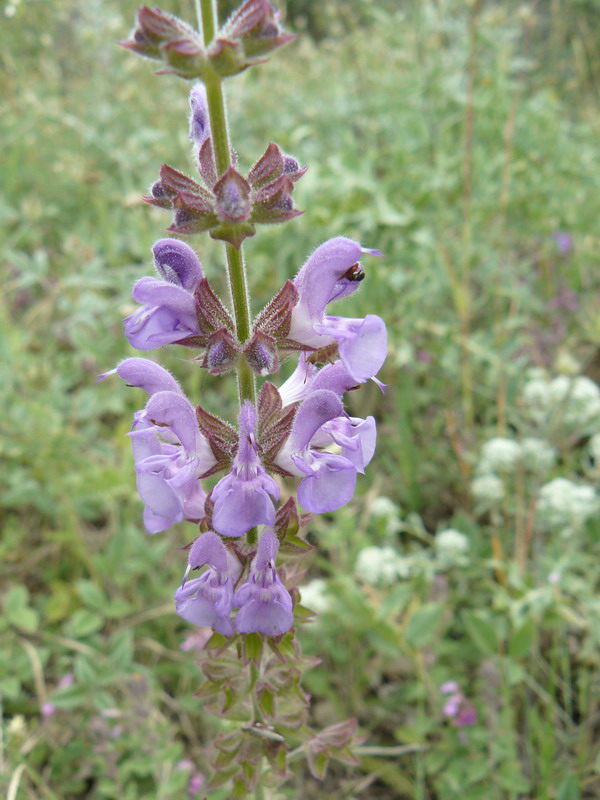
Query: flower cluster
xmin=522 ymin=371 xmax=600 ymax=432
xmin=440 ymin=681 xmax=477 ymax=728
xmin=121 ymin=0 xmax=294 ymax=80
xmin=354 ymin=545 xmax=409 ymax=586
xmin=536 ymin=478 xmax=598 ymax=536
xmin=434 ymin=528 xmax=469 ymax=567
xmin=144 ymin=85 xmax=306 ymax=250
xmin=102 ymin=83 xmax=387 ymax=638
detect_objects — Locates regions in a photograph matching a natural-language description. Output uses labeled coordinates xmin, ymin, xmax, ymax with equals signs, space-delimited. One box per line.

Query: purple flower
xmin=98 ymin=356 xmax=183 ymax=395
xmin=440 ymin=681 xmax=476 ymax=728
xmin=552 ymin=230 xmax=573 ymax=256
xmin=58 ymin=673 xmax=74 ymax=689
xmin=175 ymin=532 xmax=241 ymax=635
xmin=130 ymin=390 xmax=214 ymax=533
xmin=105 ymin=361 xmax=215 ymax=533
xmin=233 ymin=528 xmax=293 ymax=636
xmin=440 ymin=680 xmax=459 ymax=695
xmin=276 ymin=386 xmax=376 ymax=514
xmin=288 ymin=237 xmax=387 ymax=382
xmin=277 ymin=353 xmax=318 ymax=407
xmin=211 ymin=402 xmax=280 ymax=537
xmin=123 ymin=239 xmax=203 ymax=350
xmin=455 ymin=705 xmax=477 ymax=727
xmin=41 ymin=702 xmax=56 ymax=718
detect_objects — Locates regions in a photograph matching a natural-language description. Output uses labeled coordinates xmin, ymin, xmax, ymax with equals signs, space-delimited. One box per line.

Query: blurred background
xmin=2 ymin=0 xmax=600 ymax=797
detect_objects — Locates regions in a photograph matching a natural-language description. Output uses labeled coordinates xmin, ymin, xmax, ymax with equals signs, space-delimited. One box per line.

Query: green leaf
xmin=93 ymin=690 xmax=117 ymax=711
xmin=243 ymin=633 xmax=263 ymax=665
xmin=232 ymin=777 xmax=250 ymax=799
xmin=65 ymin=609 xmax=104 ymax=638
xmin=74 ymin=654 xmax=99 ymax=686
xmin=51 ymin=684 xmax=89 ymax=710
xmin=462 ymin=611 xmax=498 ymax=656
xmin=0 ymin=676 xmax=21 ymax=699
xmin=405 ymin=603 xmax=444 ymax=648
xmin=258 ymin=687 xmax=275 ymax=718
xmin=555 ymin=775 xmax=581 ymax=800
xmin=293 ymin=604 xmax=316 ymax=622
xmin=76 ymin=579 xmax=106 ymax=609
xmin=4 ymin=585 xmax=39 ymax=632
xmin=508 ymin=617 xmax=535 ymax=659
xmin=109 ymin=628 xmax=134 ymax=669
xmin=381 ymin=585 xmax=412 ymax=616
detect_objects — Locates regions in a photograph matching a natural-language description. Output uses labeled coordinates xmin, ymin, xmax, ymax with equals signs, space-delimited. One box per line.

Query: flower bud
xmin=244 ymin=331 xmax=279 ymax=375
xmin=213 ymin=167 xmax=252 ymax=222
xmin=207 ymin=0 xmax=296 ymax=78
xmin=224 ymin=0 xmax=296 ymax=61
xmin=189 ymin=83 xmax=210 ymax=146
xmin=201 ymin=328 xmax=240 ymax=375
xmin=250 ymin=176 xmax=303 ymax=224
xmin=121 ymin=6 xmax=208 ymax=79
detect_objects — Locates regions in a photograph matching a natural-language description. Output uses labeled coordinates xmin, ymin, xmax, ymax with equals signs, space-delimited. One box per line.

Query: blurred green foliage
xmin=2 ymin=0 xmax=600 ymax=797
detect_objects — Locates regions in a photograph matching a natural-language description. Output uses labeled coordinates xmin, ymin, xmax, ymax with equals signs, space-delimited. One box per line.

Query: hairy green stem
xmin=249 ymin=661 xmax=266 ymax=800
xmin=199 ymin=0 xmax=256 ymax=406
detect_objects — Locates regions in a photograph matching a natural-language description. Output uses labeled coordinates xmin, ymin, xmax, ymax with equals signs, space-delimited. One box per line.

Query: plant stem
xmin=199 ymin=0 xmax=256 ymax=406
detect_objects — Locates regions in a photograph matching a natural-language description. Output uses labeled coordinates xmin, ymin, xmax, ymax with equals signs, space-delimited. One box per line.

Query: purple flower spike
xmin=152 ymin=238 xmax=203 ymax=291
xmin=175 ymin=532 xmax=241 ymax=635
xmin=211 ymin=402 xmax=280 ymax=537
xmin=288 ymin=237 xmax=387 ymax=382
xmin=129 ymin=390 xmax=215 ymax=534
xmin=233 ymin=528 xmax=293 ymax=636
xmin=123 ymin=240 xmax=204 ymax=351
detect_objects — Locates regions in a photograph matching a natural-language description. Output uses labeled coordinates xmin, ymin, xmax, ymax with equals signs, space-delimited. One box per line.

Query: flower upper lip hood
xmin=123 ymin=238 xmax=204 ymax=351
xmin=287 ymin=237 xmax=387 ymax=383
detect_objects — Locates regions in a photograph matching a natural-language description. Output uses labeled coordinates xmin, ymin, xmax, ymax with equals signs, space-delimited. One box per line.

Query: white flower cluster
xmin=370 ymin=496 xmax=402 ymax=535
xmin=471 ymin=474 xmax=505 ymax=506
xmin=520 ymin=437 xmax=556 ymax=472
xmin=471 ymin=433 xmax=557 ymax=509
xmin=479 ymin=437 xmax=521 ymax=473
xmin=477 ymin=436 xmax=556 ymax=476
xmin=300 ymin=579 xmax=331 ymax=614
xmin=537 ymin=478 xmax=598 ymax=535
xmin=355 ymin=546 xmax=410 ymax=586
xmin=522 ymin=373 xmax=600 ymax=430
xmin=589 ymin=433 xmax=600 ymax=465
xmin=434 ymin=529 xmax=470 ymax=566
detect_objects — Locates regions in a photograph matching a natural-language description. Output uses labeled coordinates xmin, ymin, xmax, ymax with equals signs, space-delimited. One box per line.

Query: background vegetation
xmin=2 ymin=0 xmax=600 ymax=797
